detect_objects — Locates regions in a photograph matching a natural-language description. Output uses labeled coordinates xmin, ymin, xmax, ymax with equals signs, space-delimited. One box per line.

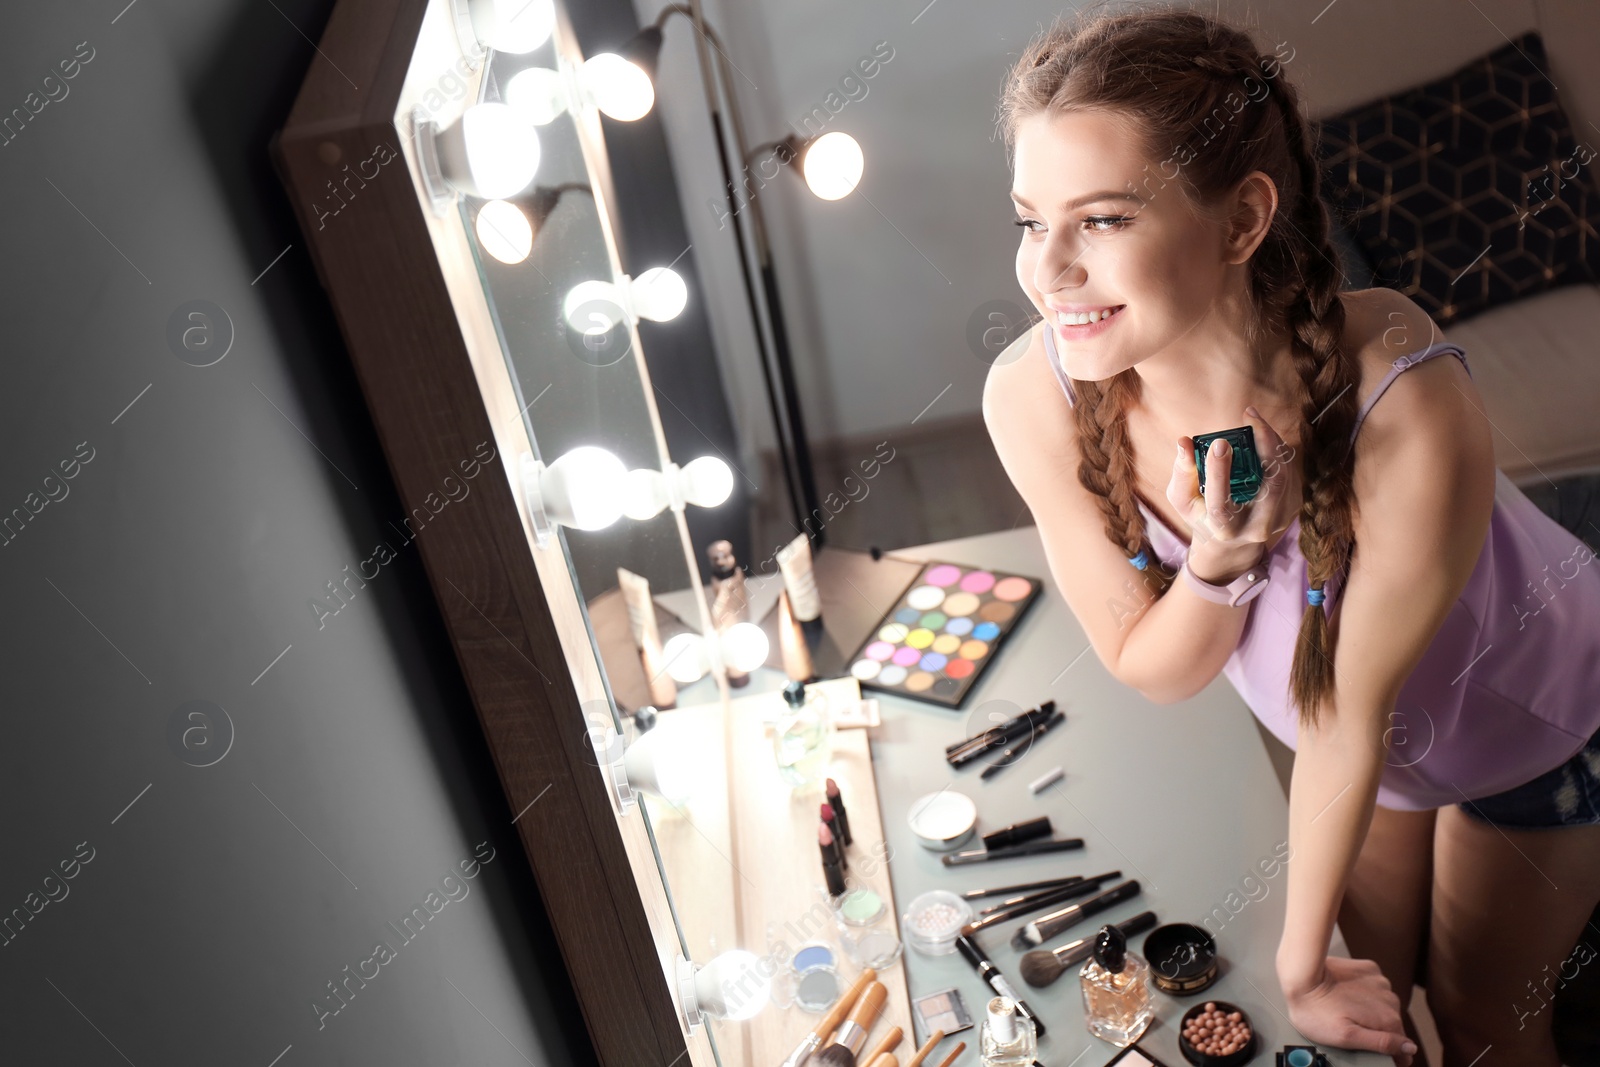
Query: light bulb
xmin=562 ymin=278 xmax=627 ymax=333
xmin=466 ymin=0 xmax=555 ymax=54
xmin=504 ymin=66 xmax=569 ymax=125
xmin=623 ymin=724 xmax=695 ymax=804
xmin=802 ymin=131 xmax=864 ymax=200
xmin=435 ymin=103 xmax=540 ymax=199
xmin=581 ymin=53 xmax=655 ymax=121
xmin=628 ymin=266 xmax=687 ymax=321
xmin=541 ymin=446 xmax=627 ymax=531
xmin=474 ymin=199 xmax=533 ymax=264
xmin=720 ymin=623 xmax=769 ymax=673
xmin=679 ymin=456 xmax=733 ymax=508
xmin=661 ymin=632 xmax=709 ymax=685
xmin=678 ymin=950 xmax=771 ymax=1030
xmin=621 ymin=468 xmax=670 ymax=521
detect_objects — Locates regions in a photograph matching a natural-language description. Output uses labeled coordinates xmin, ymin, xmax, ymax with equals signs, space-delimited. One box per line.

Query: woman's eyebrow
xmin=1010 ymin=190 xmax=1145 ymax=210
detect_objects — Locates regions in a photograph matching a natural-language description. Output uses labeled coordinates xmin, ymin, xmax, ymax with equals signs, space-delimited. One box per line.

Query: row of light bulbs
xmin=461 ymin=2 xmax=777 ymax=1032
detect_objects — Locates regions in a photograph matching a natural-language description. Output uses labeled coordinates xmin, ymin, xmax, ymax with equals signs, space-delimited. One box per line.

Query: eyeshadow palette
xmin=845 ymin=561 xmax=1041 ymax=708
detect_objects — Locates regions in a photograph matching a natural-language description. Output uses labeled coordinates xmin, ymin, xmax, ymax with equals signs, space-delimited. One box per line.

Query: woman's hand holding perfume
xmin=1280 ymin=954 xmax=1417 ymax=1066
xmin=1167 ymin=405 xmax=1299 ymax=583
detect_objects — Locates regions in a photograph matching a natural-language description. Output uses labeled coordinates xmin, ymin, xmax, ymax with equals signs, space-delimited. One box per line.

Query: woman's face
xmin=1011 ymin=109 xmax=1233 ymax=382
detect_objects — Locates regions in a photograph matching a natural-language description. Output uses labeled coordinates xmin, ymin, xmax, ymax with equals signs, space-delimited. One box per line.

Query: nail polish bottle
xmin=1079 ymin=923 xmax=1154 ymax=1046
xmin=978 ymin=996 xmax=1036 ymax=1067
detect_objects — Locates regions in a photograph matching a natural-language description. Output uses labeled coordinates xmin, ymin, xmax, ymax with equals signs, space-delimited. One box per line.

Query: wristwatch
xmin=1182 ymin=552 xmax=1270 ymax=606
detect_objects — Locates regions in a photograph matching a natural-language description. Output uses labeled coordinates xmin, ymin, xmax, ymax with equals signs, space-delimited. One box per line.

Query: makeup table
xmin=735 ymin=524 xmax=1389 ymax=1067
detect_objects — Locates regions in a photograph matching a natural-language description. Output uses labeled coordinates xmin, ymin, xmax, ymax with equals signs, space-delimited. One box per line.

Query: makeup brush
xmin=812 ymin=980 xmax=887 ymax=1067
xmin=866 ymin=1056 xmax=898 ymax=1067
xmin=960 ymin=875 xmax=1085 ymax=900
xmin=977 ymin=869 xmax=1120 ymax=915
xmin=959 ymin=871 xmax=1118 ymax=935
xmin=1019 ymin=909 xmax=1159 ymax=987
xmin=903 ymin=1029 xmax=945 ymax=1067
xmin=1011 ymin=879 xmax=1142 ymax=951
xmin=777 ymin=967 xmax=877 ymax=1067
xmin=861 ymin=1026 xmax=901 ymax=1065
xmin=933 ymin=1043 xmax=966 ymax=1067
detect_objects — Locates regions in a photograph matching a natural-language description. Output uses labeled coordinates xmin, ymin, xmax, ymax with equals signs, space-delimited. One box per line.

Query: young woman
xmin=983 ymin=8 xmax=1600 ymax=1065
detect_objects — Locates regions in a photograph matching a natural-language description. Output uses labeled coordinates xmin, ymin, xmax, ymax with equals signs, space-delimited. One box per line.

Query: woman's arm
xmin=983 ymin=325 xmax=1264 ymax=703
xmin=1275 ymin=296 xmax=1496 ymax=1054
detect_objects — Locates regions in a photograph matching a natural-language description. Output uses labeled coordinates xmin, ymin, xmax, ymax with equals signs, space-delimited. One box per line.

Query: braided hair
xmin=1000 ymin=5 xmax=1360 ymax=730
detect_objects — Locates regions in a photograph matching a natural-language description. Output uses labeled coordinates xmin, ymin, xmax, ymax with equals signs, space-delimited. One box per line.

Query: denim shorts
xmin=1457 ymin=719 xmax=1600 ymax=828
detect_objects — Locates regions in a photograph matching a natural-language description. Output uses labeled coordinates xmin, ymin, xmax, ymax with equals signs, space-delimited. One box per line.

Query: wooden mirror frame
xmin=272 ymin=2 xmax=701 ymax=1063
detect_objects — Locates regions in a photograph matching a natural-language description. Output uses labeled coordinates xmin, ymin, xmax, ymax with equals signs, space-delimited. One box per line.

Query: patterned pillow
xmin=1315 ymin=31 xmax=1600 ymax=325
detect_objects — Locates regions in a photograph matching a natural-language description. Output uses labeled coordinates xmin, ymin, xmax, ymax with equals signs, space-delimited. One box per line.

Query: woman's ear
xmin=1225 ymin=170 xmax=1279 ymax=264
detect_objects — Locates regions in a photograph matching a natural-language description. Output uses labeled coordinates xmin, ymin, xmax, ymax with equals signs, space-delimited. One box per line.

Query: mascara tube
xmin=955 ymin=933 xmax=1047 ymax=1038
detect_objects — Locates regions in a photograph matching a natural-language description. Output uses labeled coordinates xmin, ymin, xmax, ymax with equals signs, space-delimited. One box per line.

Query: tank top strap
xmin=1347 ymin=341 xmax=1473 ymax=445
xmin=1041 ymin=322 xmax=1078 ymax=408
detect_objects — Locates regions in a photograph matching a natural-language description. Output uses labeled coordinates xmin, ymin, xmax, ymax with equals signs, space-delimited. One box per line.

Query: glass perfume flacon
xmin=979 ymin=996 xmax=1037 ymax=1066
xmin=772 ymin=680 xmax=833 ymax=788
xmin=1079 ymin=922 xmax=1154 ymax=1046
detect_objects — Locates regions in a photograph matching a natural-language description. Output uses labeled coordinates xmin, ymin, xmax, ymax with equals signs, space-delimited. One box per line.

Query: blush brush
xmin=1019 ymin=909 xmax=1158 ymax=987
xmin=812 ymin=979 xmax=888 ymax=1067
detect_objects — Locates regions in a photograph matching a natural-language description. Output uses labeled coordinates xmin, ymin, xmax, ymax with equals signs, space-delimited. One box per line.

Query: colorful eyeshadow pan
xmin=846 ymin=560 xmax=1041 ymax=708
xmin=960 ymin=570 xmax=996 ymax=594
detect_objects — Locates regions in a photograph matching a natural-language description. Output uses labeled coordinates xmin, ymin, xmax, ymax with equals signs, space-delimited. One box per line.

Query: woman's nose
xmin=1034 ymin=234 xmax=1088 ymax=294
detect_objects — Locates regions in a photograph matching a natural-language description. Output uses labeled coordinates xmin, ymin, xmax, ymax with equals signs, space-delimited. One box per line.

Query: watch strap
xmin=1182 ymin=553 xmax=1269 ymax=606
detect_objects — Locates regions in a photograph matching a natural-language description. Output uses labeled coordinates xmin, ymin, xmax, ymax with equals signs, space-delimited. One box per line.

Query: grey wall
xmin=0 ymin=3 xmax=596 ymax=1064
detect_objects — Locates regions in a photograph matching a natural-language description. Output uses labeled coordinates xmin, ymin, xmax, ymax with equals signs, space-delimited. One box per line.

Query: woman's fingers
xmin=1203 ymin=437 xmax=1234 ymax=530
xmin=1167 ymin=436 xmax=1198 ymax=515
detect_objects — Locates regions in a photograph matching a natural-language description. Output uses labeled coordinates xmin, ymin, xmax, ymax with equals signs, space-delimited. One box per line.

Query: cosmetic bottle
xmin=978 ymin=996 xmax=1037 ymax=1066
xmin=773 ymin=681 xmax=833 ymax=788
xmin=1078 ymin=922 xmax=1154 ymax=1047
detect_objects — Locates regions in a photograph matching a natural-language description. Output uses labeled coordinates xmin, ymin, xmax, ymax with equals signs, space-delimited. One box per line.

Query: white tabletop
xmin=858 ymin=525 xmax=1387 ymax=1067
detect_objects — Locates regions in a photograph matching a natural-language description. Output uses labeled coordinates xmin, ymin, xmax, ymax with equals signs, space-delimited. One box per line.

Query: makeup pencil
xmin=979 ymin=710 xmax=1065 ymax=780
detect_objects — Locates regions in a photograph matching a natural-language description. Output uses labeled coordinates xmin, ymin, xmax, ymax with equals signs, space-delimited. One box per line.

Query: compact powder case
xmin=907 ymin=790 xmax=977 ymax=851
xmin=1143 ymin=923 xmax=1219 ymax=995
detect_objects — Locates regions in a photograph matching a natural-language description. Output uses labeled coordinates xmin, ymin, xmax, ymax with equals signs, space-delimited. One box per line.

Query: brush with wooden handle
xmin=902 ymin=1029 xmax=945 ymax=1067
xmin=932 ymin=1042 xmax=966 ymax=1067
xmin=866 ymin=1056 xmax=898 ymax=1067
xmin=812 ymin=980 xmax=887 ymax=1067
xmin=861 ymin=1026 xmax=902 ymax=1065
xmin=777 ymin=968 xmax=877 ymax=1067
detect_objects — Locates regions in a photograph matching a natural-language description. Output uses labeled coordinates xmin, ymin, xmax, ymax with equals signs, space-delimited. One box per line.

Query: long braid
xmin=1071 ymin=373 xmax=1175 ymax=593
xmin=1266 ymin=78 xmax=1361 ymax=731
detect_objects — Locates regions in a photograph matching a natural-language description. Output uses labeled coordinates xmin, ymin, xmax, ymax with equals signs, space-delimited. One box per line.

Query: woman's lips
xmin=1055 ymin=304 xmax=1125 ymax=339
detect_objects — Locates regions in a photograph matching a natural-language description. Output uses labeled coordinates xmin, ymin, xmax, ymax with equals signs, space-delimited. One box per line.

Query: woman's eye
xmin=1012 ymin=216 xmax=1042 ymax=233
xmin=1084 ymin=215 xmax=1130 ymax=233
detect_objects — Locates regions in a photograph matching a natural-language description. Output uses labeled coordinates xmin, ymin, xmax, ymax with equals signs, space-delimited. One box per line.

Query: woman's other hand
xmin=1283 ymin=955 xmax=1419 ymax=1066
xmin=1166 ymin=404 xmax=1299 ymax=581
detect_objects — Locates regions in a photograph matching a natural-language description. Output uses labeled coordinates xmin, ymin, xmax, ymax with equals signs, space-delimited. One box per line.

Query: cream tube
xmin=776 ymin=533 xmax=822 ymax=622
xmin=616 ymin=567 xmax=677 ymax=708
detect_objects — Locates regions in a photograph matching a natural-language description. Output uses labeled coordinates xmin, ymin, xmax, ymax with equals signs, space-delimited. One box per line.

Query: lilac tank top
xmin=1042 ymin=324 xmax=1600 ymax=810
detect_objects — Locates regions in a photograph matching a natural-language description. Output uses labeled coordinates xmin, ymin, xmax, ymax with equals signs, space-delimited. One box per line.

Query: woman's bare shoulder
xmin=982 ymin=318 xmax=1074 ymax=439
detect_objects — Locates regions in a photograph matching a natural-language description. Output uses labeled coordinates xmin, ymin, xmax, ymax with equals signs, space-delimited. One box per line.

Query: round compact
xmin=901 ymin=889 xmax=973 ymax=956
xmin=1143 ymin=922 xmax=1219 ymax=995
xmin=1177 ymin=1000 xmax=1256 ymax=1066
xmin=840 ymin=926 xmax=903 ymax=970
xmin=793 ymin=967 xmax=842 ymax=1013
xmin=906 ymin=790 xmax=977 ymax=851
xmin=835 ymin=888 xmax=888 ymax=926
xmin=790 ymin=943 xmax=836 ymax=974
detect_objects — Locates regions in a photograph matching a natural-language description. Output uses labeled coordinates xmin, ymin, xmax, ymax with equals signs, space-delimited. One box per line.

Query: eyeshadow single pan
xmin=845 ymin=560 xmax=1041 ymax=708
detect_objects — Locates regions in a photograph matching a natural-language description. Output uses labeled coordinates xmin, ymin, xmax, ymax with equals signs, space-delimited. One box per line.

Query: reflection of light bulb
xmin=504 ymin=67 xmax=568 ymax=125
xmin=662 ymin=632 xmax=708 ymax=685
xmin=521 ymin=447 xmax=628 ymax=549
xmin=434 ymin=103 xmax=540 ymax=199
xmin=581 ymin=53 xmax=655 ymax=121
xmin=629 ymin=266 xmax=687 ymax=321
xmin=677 ymin=950 xmax=771 ymax=1032
xmin=563 ymin=279 xmax=627 ymax=332
xmin=474 ymin=200 xmax=533 ymax=264
xmin=680 ymin=456 xmax=733 ymax=508
xmin=466 ymin=0 xmax=556 ymax=53
xmin=621 ymin=457 xmax=734 ymax=520
xmin=802 ymin=131 xmax=864 ymax=200
xmin=721 ymin=623 xmax=769 ymax=673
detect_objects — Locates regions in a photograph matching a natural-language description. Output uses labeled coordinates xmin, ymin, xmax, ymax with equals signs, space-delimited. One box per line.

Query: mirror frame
xmin=272 ymin=2 xmax=697 ymax=1063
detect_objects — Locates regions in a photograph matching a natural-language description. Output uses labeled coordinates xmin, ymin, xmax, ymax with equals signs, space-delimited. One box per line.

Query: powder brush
xmin=861 ymin=1025 xmax=901 ymax=1066
xmin=777 ymin=968 xmax=877 ymax=1067
xmin=902 ymin=1029 xmax=945 ymax=1067
xmin=1019 ymin=909 xmax=1158 ymax=987
xmin=812 ymin=980 xmax=887 ymax=1067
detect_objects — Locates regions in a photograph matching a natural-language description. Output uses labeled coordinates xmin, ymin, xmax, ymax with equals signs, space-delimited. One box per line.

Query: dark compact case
xmin=1192 ymin=425 xmax=1264 ymax=504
